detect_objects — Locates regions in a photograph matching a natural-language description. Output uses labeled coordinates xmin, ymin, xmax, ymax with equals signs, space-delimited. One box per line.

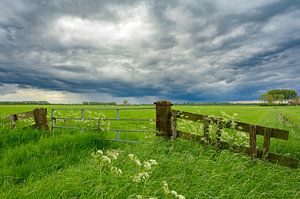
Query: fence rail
xmin=171 ymin=109 xmax=298 ymax=168
xmin=154 ymin=101 xmax=298 ymax=168
xmin=175 ymin=110 xmax=289 ymax=140
xmin=51 ymin=107 xmax=156 ymax=143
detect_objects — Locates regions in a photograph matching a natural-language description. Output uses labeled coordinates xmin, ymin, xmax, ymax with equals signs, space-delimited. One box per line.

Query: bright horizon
xmin=0 ymin=0 xmax=299 ymax=104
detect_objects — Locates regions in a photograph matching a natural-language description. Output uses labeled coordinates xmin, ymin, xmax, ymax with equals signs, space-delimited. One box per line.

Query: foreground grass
xmin=0 ymin=129 xmax=299 ymax=199
xmin=0 ymin=105 xmax=299 ymax=198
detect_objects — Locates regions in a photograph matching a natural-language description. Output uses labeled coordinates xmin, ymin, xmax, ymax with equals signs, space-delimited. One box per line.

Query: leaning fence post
xmin=51 ymin=109 xmax=55 ymax=133
xmin=263 ymin=128 xmax=272 ymax=160
xmin=171 ymin=110 xmax=177 ymax=140
xmin=203 ymin=116 xmax=209 ymax=147
xmin=154 ymin=101 xmax=173 ymax=138
xmin=33 ymin=108 xmax=49 ymax=131
xmin=249 ymin=125 xmax=257 ymax=158
xmin=214 ymin=120 xmax=222 ymax=149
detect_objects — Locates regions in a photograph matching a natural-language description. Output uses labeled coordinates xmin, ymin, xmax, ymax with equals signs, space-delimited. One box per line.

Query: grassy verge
xmin=1 ymin=135 xmax=299 ymax=199
xmin=0 ymin=105 xmax=299 ymax=198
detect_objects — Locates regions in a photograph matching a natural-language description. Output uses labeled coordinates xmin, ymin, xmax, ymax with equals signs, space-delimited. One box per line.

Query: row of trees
xmin=82 ymin=101 xmax=117 ymax=105
xmin=260 ymin=89 xmax=298 ymax=104
xmin=0 ymin=101 xmax=50 ymax=105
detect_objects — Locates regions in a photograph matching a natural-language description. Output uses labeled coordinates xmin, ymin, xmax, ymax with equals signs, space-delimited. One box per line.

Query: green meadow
xmin=0 ymin=105 xmax=299 ymax=198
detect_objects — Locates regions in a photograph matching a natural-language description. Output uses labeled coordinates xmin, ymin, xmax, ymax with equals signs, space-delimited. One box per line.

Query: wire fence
xmin=51 ymin=107 xmax=156 ymax=143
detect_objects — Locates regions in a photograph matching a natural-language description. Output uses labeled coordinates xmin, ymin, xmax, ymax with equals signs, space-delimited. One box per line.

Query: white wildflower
xmin=101 ymin=155 xmax=111 ymax=164
xmin=162 ymin=181 xmax=170 ymax=194
xmin=133 ymin=172 xmax=150 ymax=182
xmin=128 ymin=154 xmax=135 ymax=160
xmin=135 ymin=195 xmax=143 ymax=199
xmin=171 ymin=190 xmax=178 ymax=197
xmin=96 ymin=150 xmax=103 ymax=156
xmin=134 ymin=159 xmax=142 ymax=167
xmin=149 ymin=159 xmax=158 ymax=165
xmin=133 ymin=176 xmax=141 ymax=183
xmin=177 ymin=194 xmax=185 ymax=199
xmin=107 ymin=150 xmax=119 ymax=160
xmin=111 ymin=166 xmax=122 ymax=175
xmin=143 ymin=161 xmax=152 ymax=171
xmin=117 ymin=168 xmax=122 ymax=175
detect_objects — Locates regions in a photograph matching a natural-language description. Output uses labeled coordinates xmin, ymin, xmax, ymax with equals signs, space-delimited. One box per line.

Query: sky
xmin=0 ymin=0 xmax=299 ymax=104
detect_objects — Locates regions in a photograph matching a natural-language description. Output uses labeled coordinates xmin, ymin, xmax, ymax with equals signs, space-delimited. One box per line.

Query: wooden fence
xmin=8 ymin=108 xmax=49 ymax=131
xmin=155 ymin=101 xmax=298 ymax=168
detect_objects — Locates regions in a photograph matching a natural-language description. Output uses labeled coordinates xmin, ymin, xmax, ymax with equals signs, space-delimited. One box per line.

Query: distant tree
xmin=122 ymin=99 xmax=129 ymax=106
xmin=260 ymin=93 xmax=273 ymax=104
xmin=267 ymin=89 xmax=297 ymax=100
xmin=260 ymin=89 xmax=298 ymax=104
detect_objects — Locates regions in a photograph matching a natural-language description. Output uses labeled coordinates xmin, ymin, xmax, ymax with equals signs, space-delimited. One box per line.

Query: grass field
xmin=0 ymin=105 xmax=299 ymax=198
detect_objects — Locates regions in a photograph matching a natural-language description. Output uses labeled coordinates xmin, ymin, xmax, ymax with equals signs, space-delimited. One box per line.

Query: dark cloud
xmin=0 ymin=0 xmax=300 ymax=102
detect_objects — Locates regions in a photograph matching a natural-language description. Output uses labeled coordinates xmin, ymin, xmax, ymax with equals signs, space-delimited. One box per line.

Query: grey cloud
xmin=0 ymin=0 xmax=300 ymax=102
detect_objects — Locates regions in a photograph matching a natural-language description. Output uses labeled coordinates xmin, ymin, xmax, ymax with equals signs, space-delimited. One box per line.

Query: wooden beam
xmin=154 ymin=101 xmax=173 ymax=137
xmin=214 ymin=120 xmax=222 ymax=149
xmin=171 ymin=110 xmax=177 ymax=140
xmin=203 ymin=117 xmax=209 ymax=147
xmin=176 ymin=130 xmax=298 ymax=168
xmin=249 ymin=125 xmax=257 ymax=158
xmin=33 ymin=108 xmax=49 ymax=131
xmin=263 ymin=128 xmax=272 ymax=159
xmin=174 ymin=110 xmax=289 ymax=140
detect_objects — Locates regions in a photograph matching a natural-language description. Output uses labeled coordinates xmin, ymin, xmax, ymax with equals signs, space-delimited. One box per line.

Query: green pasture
xmin=0 ymin=105 xmax=299 ymax=198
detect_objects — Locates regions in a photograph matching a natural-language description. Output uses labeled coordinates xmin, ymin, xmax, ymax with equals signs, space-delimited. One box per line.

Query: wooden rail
xmin=8 ymin=108 xmax=49 ymax=131
xmin=172 ymin=109 xmax=297 ymax=168
xmin=174 ymin=110 xmax=289 ymax=140
xmin=154 ymin=101 xmax=298 ymax=168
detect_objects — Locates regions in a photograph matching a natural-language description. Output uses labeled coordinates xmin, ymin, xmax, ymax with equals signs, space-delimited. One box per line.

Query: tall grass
xmin=0 ymin=105 xmax=299 ymax=198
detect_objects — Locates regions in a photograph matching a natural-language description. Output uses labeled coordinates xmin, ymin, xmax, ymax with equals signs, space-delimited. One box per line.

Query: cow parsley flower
xmin=128 ymin=154 xmax=135 ymax=160
xmin=171 ymin=190 xmax=178 ymax=197
xmin=177 ymin=194 xmax=185 ymax=199
xmin=101 ymin=155 xmax=111 ymax=164
xmin=162 ymin=181 xmax=170 ymax=194
xmin=111 ymin=166 xmax=122 ymax=175
xmin=133 ymin=172 xmax=150 ymax=182
xmin=149 ymin=159 xmax=157 ymax=165
xmin=107 ymin=150 xmax=119 ymax=160
xmin=96 ymin=150 xmax=103 ymax=156
xmin=134 ymin=159 xmax=142 ymax=167
xmin=143 ymin=161 xmax=152 ymax=171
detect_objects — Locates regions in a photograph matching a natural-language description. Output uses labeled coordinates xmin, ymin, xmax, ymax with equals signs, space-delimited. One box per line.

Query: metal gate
xmin=51 ymin=107 xmax=156 ymax=143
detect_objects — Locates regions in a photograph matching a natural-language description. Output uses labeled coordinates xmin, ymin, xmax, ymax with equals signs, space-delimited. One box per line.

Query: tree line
xmin=0 ymin=101 xmax=50 ymax=105
xmin=260 ymin=89 xmax=298 ymax=104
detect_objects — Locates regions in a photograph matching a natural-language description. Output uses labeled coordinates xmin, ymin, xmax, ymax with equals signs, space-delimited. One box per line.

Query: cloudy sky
xmin=0 ymin=0 xmax=299 ymax=103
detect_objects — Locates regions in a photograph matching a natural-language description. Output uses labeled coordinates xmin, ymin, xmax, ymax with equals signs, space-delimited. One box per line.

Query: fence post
xmin=33 ymin=108 xmax=49 ymax=131
xmin=171 ymin=110 xmax=177 ymax=140
xmin=214 ymin=120 xmax=222 ymax=149
xmin=154 ymin=101 xmax=173 ymax=138
xmin=249 ymin=125 xmax=257 ymax=158
xmin=263 ymin=128 xmax=272 ymax=159
xmin=51 ymin=109 xmax=55 ymax=132
xmin=203 ymin=117 xmax=209 ymax=147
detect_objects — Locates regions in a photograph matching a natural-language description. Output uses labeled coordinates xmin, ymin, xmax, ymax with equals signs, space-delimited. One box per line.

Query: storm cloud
xmin=0 ymin=0 xmax=299 ymax=103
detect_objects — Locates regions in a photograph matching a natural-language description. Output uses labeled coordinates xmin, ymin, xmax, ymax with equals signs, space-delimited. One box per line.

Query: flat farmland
xmin=0 ymin=104 xmax=299 ymax=198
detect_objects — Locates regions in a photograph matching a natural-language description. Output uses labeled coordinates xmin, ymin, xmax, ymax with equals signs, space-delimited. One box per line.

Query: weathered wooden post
xmin=214 ymin=120 xmax=222 ymax=149
xmin=33 ymin=108 xmax=49 ymax=131
xmin=171 ymin=110 xmax=177 ymax=140
xmin=9 ymin=114 xmax=18 ymax=128
xmin=249 ymin=125 xmax=257 ymax=158
xmin=203 ymin=116 xmax=210 ymax=147
xmin=262 ymin=128 xmax=272 ymax=160
xmin=154 ymin=101 xmax=173 ymax=138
